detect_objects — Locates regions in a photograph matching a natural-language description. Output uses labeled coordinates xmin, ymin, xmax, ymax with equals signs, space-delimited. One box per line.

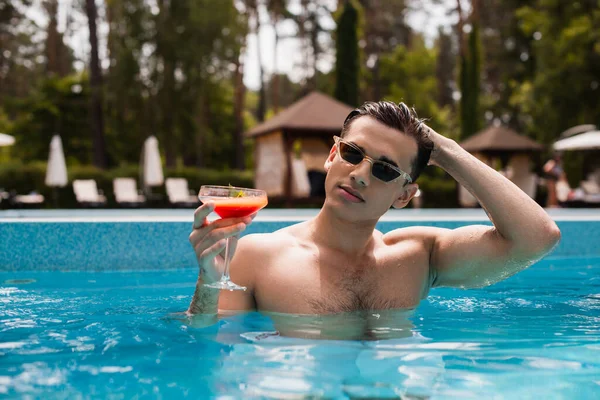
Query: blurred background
xmin=0 ymin=0 xmax=599 ymax=209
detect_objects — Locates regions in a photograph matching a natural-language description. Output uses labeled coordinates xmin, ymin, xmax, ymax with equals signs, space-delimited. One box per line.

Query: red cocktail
xmin=211 ymin=196 xmax=269 ymax=219
xmin=197 ymin=185 xmax=268 ymax=291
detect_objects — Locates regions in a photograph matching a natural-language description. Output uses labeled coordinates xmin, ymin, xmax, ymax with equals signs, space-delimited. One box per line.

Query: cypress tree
xmin=459 ymin=50 xmax=470 ymax=139
xmin=468 ymin=21 xmax=482 ymax=136
xmin=334 ymin=1 xmax=359 ymax=107
xmin=459 ymin=21 xmax=483 ymax=139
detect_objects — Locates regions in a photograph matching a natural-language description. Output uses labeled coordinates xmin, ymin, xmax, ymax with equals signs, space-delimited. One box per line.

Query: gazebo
xmin=460 ymin=125 xmax=544 ymax=156
xmin=245 ymin=91 xmax=353 ymax=202
xmin=459 ymin=125 xmax=544 ymax=206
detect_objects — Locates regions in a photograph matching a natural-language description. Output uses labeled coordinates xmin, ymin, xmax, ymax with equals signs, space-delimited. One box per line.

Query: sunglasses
xmin=333 ymin=136 xmax=412 ymax=184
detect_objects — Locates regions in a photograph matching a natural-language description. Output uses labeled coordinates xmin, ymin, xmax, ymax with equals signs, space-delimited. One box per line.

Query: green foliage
xmin=378 ymin=37 xmax=457 ymax=138
xmin=511 ymin=1 xmax=600 ymax=144
xmin=562 ymin=151 xmax=585 ymax=188
xmin=459 ymin=22 xmax=483 ymax=139
xmin=334 ymin=0 xmax=360 ymax=106
xmin=5 ymin=74 xmax=91 ymax=163
xmin=414 ymin=169 xmax=458 ymax=208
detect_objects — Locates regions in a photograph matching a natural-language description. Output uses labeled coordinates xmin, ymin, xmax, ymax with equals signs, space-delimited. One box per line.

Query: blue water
xmin=2 ymin=255 xmax=600 ymax=399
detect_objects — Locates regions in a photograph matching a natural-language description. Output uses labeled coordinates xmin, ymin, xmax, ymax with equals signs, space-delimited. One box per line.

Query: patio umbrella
xmin=45 ymin=135 xmax=68 ymax=207
xmin=559 ymin=124 xmax=596 ymax=138
xmin=141 ymin=136 xmax=164 ymax=193
xmin=0 ymin=133 xmax=15 ymax=147
xmin=553 ymin=130 xmax=600 ymax=151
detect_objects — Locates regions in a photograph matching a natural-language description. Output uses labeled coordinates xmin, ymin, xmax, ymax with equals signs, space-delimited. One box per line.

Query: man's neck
xmin=308 ymin=204 xmax=379 ymax=257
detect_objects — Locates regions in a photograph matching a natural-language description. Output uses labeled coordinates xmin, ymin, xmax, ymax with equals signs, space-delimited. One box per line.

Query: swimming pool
xmin=1 ymin=209 xmax=599 ymax=398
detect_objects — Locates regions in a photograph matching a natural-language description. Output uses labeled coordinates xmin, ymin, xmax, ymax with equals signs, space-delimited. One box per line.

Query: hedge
xmin=0 ymin=162 xmax=253 ymax=209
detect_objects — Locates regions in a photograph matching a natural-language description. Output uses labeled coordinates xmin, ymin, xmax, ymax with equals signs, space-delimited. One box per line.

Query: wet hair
xmin=341 ymin=101 xmax=433 ymax=182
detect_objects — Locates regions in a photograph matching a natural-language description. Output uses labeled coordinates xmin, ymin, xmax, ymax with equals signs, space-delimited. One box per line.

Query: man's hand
xmin=188 ymin=202 xmax=253 ymax=283
xmin=423 ymin=124 xmax=453 ymax=168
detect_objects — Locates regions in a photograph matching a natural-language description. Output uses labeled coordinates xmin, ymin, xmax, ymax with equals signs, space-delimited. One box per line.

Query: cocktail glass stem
xmin=204 ymin=234 xmax=246 ymax=291
xmin=221 ymin=236 xmax=234 ymax=282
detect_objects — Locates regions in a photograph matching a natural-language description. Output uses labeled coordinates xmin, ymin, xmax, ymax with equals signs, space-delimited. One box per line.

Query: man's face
xmin=324 ymin=116 xmax=419 ymax=221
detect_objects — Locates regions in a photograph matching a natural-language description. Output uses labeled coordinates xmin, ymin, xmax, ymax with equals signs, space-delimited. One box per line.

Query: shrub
xmin=414 ymin=173 xmax=458 ymax=208
xmin=0 ymin=162 xmax=254 ymax=208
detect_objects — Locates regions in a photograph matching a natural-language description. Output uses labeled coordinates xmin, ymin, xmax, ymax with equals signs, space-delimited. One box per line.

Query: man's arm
xmin=187 ymin=202 xmax=259 ymax=318
xmin=188 ymin=234 xmax=261 ymax=315
xmin=426 ymin=129 xmax=561 ymax=288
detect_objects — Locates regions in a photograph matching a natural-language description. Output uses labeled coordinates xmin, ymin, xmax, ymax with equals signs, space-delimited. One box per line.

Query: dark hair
xmin=341 ymin=101 xmax=433 ymax=182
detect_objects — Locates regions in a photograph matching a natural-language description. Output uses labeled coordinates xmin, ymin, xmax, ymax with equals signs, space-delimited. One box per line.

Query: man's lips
xmin=339 ymin=185 xmax=365 ymax=202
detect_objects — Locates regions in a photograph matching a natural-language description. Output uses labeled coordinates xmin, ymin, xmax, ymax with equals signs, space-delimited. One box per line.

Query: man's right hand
xmin=188 ymin=202 xmax=252 ymax=283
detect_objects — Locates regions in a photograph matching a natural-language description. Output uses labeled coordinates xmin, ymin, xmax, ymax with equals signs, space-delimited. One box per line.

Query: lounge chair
xmin=113 ymin=178 xmax=146 ymax=207
xmin=13 ymin=193 xmax=45 ymax=208
xmin=73 ymin=179 xmax=107 ymax=207
xmin=165 ymin=178 xmax=199 ymax=207
xmin=579 ymin=174 xmax=600 ymax=206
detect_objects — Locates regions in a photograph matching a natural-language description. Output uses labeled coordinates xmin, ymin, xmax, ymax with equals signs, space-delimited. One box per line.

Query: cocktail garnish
xmin=228 ymin=184 xmax=245 ymax=198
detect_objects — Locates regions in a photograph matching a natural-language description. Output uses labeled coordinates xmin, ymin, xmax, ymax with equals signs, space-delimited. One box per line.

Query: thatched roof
xmin=460 ymin=126 xmax=544 ymax=153
xmin=244 ymin=91 xmax=353 ymax=138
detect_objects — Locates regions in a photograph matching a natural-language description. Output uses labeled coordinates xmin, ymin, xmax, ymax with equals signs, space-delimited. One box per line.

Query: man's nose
xmin=350 ymin=159 xmax=371 ymax=187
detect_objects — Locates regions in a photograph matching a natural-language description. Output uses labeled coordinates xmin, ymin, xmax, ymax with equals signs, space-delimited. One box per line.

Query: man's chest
xmin=254 ymin=242 xmax=431 ymax=314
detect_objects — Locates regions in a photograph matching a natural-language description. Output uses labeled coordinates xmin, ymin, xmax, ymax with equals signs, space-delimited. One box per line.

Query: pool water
xmin=2 ymin=256 xmax=599 ymax=399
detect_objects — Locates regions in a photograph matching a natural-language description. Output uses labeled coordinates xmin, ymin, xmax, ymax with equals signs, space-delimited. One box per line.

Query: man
xmin=187 ymin=101 xmax=560 ymax=339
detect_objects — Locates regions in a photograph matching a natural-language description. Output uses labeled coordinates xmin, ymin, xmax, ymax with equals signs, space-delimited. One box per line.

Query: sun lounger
xmin=165 ymin=178 xmax=199 ymax=207
xmin=580 ymin=180 xmax=600 ymax=195
xmin=113 ymin=178 xmax=146 ymax=207
xmin=73 ymin=179 xmax=107 ymax=207
xmin=2 ymin=191 xmax=45 ymax=209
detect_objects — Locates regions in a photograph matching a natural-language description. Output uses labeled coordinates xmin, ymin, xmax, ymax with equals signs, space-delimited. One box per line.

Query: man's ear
xmin=324 ymin=144 xmax=337 ymax=172
xmin=392 ymin=183 xmax=419 ymax=209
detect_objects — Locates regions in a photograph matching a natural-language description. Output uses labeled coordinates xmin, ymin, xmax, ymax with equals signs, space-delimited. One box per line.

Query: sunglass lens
xmin=339 ymin=142 xmax=363 ymax=165
xmin=372 ymin=162 xmax=401 ymax=182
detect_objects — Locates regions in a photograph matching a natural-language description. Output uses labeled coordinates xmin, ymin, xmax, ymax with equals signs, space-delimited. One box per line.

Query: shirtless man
xmin=187 ymin=101 xmax=561 ymax=339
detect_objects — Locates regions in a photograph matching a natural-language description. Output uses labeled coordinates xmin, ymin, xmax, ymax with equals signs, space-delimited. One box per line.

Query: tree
xmin=435 ymin=27 xmax=455 ymax=108
xmin=288 ymin=0 xmax=333 ymax=92
xmin=379 ymin=35 xmax=455 ymax=137
xmin=457 ymin=0 xmax=482 ymax=139
xmin=512 ymin=1 xmax=600 ymax=144
xmin=245 ymin=0 xmax=266 ymax=122
xmin=43 ymin=0 xmax=73 ymax=77
xmin=266 ymin=0 xmax=291 ymax=113
xmin=334 ymin=0 xmax=360 ymax=106
xmin=0 ymin=0 xmax=44 ymax=107
xmin=474 ymin=0 xmax=536 ymax=132
xmin=85 ymin=0 xmax=108 ymax=168
xmin=360 ymin=0 xmax=411 ymax=100
xmin=103 ymin=0 xmax=151 ymax=164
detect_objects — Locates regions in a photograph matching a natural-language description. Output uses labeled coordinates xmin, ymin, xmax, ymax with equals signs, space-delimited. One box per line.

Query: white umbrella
xmin=45 ymin=135 xmax=68 ymax=187
xmin=141 ymin=136 xmax=164 ymax=189
xmin=559 ymin=124 xmax=596 ymax=138
xmin=0 ymin=133 xmax=15 ymax=147
xmin=553 ymin=130 xmax=600 ymax=151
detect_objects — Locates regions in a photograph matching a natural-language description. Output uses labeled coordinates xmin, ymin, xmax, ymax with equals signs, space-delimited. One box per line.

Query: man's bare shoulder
xmin=236 ymin=224 xmax=301 ymax=258
xmin=382 ymin=225 xmax=451 ymax=247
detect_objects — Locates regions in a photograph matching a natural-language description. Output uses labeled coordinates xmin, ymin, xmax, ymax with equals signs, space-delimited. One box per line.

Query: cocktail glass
xmin=198 ymin=185 xmax=268 ymax=291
